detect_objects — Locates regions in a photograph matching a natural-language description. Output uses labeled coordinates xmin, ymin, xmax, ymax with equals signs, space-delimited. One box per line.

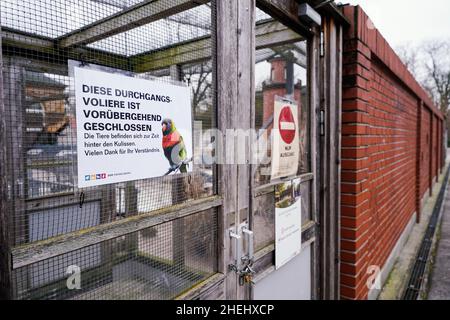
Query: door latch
xmin=229 ymin=229 xmax=242 ymax=272
xmin=228 ymin=224 xmax=256 ymax=286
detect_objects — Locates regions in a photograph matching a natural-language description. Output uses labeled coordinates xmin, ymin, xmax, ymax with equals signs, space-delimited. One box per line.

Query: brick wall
xmin=341 ymin=5 xmax=445 ymax=300
xmin=262 ymin=57 xmax=302 ymax=127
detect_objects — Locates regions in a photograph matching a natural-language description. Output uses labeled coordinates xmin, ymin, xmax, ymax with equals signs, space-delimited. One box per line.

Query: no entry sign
xmin=271 ymin=97 xmax=300 ymax=180
xmin=278 ymin=106 xmax=297 ymax=144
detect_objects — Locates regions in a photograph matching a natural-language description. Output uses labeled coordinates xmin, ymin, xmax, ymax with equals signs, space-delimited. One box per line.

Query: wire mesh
xmin=1 ymin=0 xmax=217 ymax=300
xmin=254 ymin=10 xmax=310 ymax=186
xmin=252 ymin=7 xmax=311 ymax=251
xmin=12 ymin=208 xmax=218 ymax=300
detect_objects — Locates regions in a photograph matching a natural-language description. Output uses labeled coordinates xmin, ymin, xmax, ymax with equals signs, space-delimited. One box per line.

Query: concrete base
xmin=376 ymin=162 xmax=449 ymax=300
xmin=368 ymin=211 xmax=417 ymax=300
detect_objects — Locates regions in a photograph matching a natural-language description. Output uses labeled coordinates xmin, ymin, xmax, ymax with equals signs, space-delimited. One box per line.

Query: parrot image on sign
xmin=162 ymin=118 xmax=188 ymax=173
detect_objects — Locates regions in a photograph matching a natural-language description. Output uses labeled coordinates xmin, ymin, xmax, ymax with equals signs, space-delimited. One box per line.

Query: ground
xmin=428 ymin=172 xmax=450 ymax=300
xmin=378 ymin=150 xmax=450 ymax=300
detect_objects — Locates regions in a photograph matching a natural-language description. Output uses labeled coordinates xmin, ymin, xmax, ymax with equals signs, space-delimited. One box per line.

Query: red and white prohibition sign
xmin=278 ymin=106 xmax=297 ymax=144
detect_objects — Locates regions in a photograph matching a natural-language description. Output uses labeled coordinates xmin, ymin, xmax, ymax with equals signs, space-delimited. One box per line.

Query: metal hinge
xmin=320 ymin=109 xmax=325 ymax=136
xmin=320 ymin=31 xmax=325 ymax=57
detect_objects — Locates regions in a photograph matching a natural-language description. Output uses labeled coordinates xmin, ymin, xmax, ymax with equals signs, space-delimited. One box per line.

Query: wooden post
xmin=3 ymin=59 xmax=27 ymax=247
xmin=123 ymin=182 xmax=138 ymax=256
xmin=319 ymin=17 xmax=343 ymax=300
xmin=216 ymin=0 xmax=255 ymax=300
xmin=0 ymin=27 xmax=13 ymax=300
xmin=310 ymin=24 xmax=321 ymax=301
xmin=170 ymin=64 xmax=186 ymax=269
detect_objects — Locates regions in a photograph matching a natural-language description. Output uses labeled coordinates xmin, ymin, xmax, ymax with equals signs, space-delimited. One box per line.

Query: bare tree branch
xmin=397 ymin=40 xmax=450 ymax=114
xmin=396 ymin=43 xmax=419 ymax=78
xmin=423 ymin=40 xmax=450 ymax=113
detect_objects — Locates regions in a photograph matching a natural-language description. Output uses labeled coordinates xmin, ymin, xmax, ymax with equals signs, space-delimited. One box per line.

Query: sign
xmin=74 ymin=66 xmax=193 ymax=188
xmin=275 ymin=178 xmax=302 ymax=269
xmin=271 ymin=97 xmax=300 ymax=180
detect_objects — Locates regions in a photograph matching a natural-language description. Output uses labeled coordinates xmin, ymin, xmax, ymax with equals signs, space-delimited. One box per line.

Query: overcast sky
xmin=343 ymin=0 xmax=450 ymax=48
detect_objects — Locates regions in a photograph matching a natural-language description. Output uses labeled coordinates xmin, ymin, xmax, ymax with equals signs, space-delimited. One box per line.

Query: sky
xmin=343 ymin=0 xmax=450 ymax=47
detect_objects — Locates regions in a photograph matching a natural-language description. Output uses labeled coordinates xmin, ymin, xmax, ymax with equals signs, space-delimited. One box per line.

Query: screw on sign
xmin=278 ymin=106 xmax=296 ymax=144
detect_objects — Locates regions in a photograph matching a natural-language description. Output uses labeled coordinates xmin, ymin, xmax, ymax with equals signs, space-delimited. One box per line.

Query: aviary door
xmin=248 ymin=5 xmax=320 ymax=300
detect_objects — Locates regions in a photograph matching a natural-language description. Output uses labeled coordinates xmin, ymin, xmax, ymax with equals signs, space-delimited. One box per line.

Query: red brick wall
xmin=341 ymin=5 xmax=445 ymax=300
xmin=262 ymin=58 xmax=302 ymax=128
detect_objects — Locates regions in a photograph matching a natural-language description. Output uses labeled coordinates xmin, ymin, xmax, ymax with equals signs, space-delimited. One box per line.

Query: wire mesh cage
xmin=252 ymin=8 xmax=311 ymax=251
xmin=13 ymin=208 xmax=218 ymax=300
xmin=1 ymin=0 xmax=218 ymax=300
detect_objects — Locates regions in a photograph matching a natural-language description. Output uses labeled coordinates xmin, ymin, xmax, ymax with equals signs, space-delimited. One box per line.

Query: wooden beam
xmin=255 ymin=20 xmax=303 ymax=48
xmin=146 ymin=44 xmax=306 ymax=77
xmin=175 ymin=273 xmax=226 ymax=300
xmin=132 ymin=36 xmax=211 ymax=73
xmin=132 ymin=20 xmax=303 ymax=73
xmin=253 ymin=172 xmax=314 ymax=197
xmin=11 ymin=196 xmax=222 ymax=269
xmin=256 ymin=0 xmax=313 ymax=38
xmin=2 ymin=19 xmax=303 ymax=75
xmin=58 ymin=0 xmax=209 ymax=48
xmin=0 ymin=27 xmax=13 ymax=300
xmin=1 ymin=28 xmax=130 ymax=71
xmin=273 ymin=46 xmax=307 ymax=68
xmin=305 ymin=0 xmax=350 ymax=26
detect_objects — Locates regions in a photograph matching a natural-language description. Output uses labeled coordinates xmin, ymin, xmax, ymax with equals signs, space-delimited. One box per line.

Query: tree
xmin=396 ymin=43 xmax=420 ymax=78
xmin=422 ymin=41 xmax=450 ymax=114
xmin=397 ymin=40 xmax=450 ymax=114
xmin=183 ymin=62 xmax=212 ymax=114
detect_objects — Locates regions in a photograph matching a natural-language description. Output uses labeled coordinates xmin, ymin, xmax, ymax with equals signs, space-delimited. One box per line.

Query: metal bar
xmin=11 ymin=196 xmax=222 ymax=269
xmin=58 ymin=0 xmax=210 ymax=48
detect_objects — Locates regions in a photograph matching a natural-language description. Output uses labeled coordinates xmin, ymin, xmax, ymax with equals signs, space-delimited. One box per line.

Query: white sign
xmin=275 ymin=179 xmax=302 ymax=269
xmin=271 ymin=98 xmax=300 ymax=180
xmin=74 ymin=67 xmax=193 ymax=188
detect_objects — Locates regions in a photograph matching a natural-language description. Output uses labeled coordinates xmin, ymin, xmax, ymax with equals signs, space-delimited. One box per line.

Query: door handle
xmin=229 ymin=229 xmax=242 ymax=270
xmin=242 ymin=226 xmax=254 ymax=262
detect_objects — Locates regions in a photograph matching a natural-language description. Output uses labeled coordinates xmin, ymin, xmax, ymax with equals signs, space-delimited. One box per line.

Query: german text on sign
xmin=74 ymin=66 xmax=193 ymax=188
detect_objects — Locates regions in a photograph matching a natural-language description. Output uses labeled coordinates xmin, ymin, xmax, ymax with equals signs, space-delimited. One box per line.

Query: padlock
xmin=243 ymin=273 xmax=253 ymax=284
xmin=239 ymin=273 xmax=245 ymax=286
